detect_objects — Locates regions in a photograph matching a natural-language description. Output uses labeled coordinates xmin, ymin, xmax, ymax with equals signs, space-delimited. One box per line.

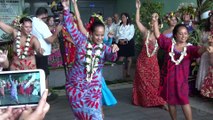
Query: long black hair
xmin=19 ymin=17 xmax=32 ymax=24
xmin=86 ymin=14 xmax=104 ymax=33
xmin=120 ymin=12 xmax=132 ymax=25
xmin=90 ymin=21 xmax=105 ymax=33
xmin=205 ymin=15 xmax=213 ymax=31
xmin=36 ymin=7 xmax=48 ymax=16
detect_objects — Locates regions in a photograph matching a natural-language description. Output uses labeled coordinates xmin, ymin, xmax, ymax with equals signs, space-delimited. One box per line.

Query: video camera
xmin=50 ymin=1 xmax=64 ymax=25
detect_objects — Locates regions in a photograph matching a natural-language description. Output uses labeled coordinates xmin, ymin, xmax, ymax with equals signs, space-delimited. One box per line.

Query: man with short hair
xmin=32 ymin=7 xmax=62 ymax=96
xmin=113 ymin=13 xmax=121 ymax=43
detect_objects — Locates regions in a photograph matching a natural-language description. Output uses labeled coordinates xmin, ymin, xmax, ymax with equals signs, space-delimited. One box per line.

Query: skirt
xmin=101 ymin=77 xmax=117 ymax=106
xmin=118 ymin=39 xmax=135 ymax=57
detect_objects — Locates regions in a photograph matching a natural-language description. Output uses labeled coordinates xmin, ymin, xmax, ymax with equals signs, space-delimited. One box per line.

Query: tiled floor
xmin=45 ymin=87 xmax=213 ymax=120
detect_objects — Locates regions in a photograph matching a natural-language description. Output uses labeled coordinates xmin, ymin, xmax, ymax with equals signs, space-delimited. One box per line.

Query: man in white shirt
xmin=113 ymin=13 xmax=121 ymax=26
xmin=32 ymin=7 xmax=62 ymax=93
xmin=112 ymin=13 xmax=121 ymax=43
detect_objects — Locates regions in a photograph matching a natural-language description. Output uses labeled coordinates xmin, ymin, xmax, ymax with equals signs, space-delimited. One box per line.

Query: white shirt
xmin=32 ymin=17 xmax=52 ymax=56
xmin=112 ymin=21 xmax=121 ymax=41
xmin=104 ymin=24 xmax=116 ymax=40
xmin=113 ymin=21 xmax=121 ymax=28
xmin=116 ymin=24 xmax=135 ymax=42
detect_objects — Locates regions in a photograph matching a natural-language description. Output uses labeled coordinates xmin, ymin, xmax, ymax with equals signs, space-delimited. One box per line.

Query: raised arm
xmin=9 ymin=75 xmax=13 ymax=84
xmin=210 ymin=53 xmax=213 ymax=66
xmin=0 ymin=50 xmax=9 ymax=69
xmin=62 ymin=0 xmax=87 ymax=46
xmin=0 ymin=20 xmax=16 ymax=35
xmin=153 ymin=13 xmax=161 ymax=38
xmin=72 ymin=0 xmax=88 ymax=36
xmin=135 ymin=0 xmax=147 ymax=35
xmin=45 ymin=25 xmax=62 ymax=43
xmin=153 ymin=13 xmax=172 ymax=50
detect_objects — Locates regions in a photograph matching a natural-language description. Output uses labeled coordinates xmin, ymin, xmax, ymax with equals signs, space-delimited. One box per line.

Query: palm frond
xmin=197 ymin=0 xmax=213 ymax=13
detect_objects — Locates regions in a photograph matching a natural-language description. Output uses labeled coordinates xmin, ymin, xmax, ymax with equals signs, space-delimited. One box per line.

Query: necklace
xmin=182 ymin=21 xmax=192 ymax=28
xmin=85 ymin=42 xmax=103 ymax=82
xmin=169 ymin=39 xmax=187 ymax=65
xmin=145 ymin=31 xmax=158 ymax=57
xmin=16 ymin=31 xmax=31 ymax=59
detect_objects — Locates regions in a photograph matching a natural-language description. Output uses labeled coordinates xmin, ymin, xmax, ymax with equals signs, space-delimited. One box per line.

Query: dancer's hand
xmin=207 ymin=46 xmax=213 ymax=53
xmin=108 ymin=32 xmax=114 ymax=38
xmin=152 ymin=13 xmax=159 ymax=22
xmin=37 ymin=48 xmax=45 ymax=56
xmin=18 ymin=89 xmax=50 ymax=120
xmin=62 ymin=0 xmax=70 ymax=10
xmin=111 ymin=44 xmax=119 ymax=53
xmin=136 ymin=0 xmax=141 ymax=9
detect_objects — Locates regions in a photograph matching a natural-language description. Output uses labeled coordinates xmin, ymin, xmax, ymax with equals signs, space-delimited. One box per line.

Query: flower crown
xmin=12 ymin=16 xmax=21 ymax=29
xmin=86 ymin=13 xmax=104 ymax=33
xmin=91 ymin=13 xmax=104 ymax=23
xmin=177 ymin=3 xmax=197 ymax=18
xmin=209 ymin=10 xmax=213 ymax=17
xmin=164 ymin=12 xmax=179 ymax=22
xmin=49 ymin=0 xmax=61 ymax=8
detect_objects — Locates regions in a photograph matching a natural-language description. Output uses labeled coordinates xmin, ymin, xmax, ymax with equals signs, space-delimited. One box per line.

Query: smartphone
xmin=0 ymin=69 xmax=46 ymax=108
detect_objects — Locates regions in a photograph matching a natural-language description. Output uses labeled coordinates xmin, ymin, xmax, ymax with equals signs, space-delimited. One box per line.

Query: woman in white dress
xmin=196 ymin=12 xmax=213 ymax=90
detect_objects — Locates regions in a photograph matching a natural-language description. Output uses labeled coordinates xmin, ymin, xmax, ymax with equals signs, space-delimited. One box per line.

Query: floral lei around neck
xmin=169 ymin=38 xmax=187 ymax=65
xmin=145 ymin=31 xmax=158 ymax=57
xmin=16 ymin=31 xmax=31 ymax=59
xmin=85 ymin=41 xmax=103 ymax=82
xmin=182 ymin=20 xmax=192 ymax=27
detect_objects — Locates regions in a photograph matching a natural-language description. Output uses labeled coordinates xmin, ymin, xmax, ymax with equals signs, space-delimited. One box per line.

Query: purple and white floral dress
xmin=63 ymin=10 xmax=117 ymax=120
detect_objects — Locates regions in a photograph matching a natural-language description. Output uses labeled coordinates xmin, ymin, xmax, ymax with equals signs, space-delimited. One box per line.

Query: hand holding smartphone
xmin=0 ymin=69 xmax=46 ymax=108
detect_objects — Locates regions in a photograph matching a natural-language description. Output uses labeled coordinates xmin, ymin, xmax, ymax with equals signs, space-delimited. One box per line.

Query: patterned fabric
xmin=48 ymin=28 xmax=63 ymax=68
xmin=48 ymin=49 xmax=63 ymax=68
xmin=62 ymin=27 xmax=76 ymax=66
xmin=10 ymin=37 xmax=36 ymax=70
xmin=64 ymin=10 xmax=117 ymax=120
xmin=158 ymin=34 xmax=200 ymax=105
xmin=132 ymin=38 xmax=166 ymax=107
xmin=200 ymin=66 xmax=213 ymax=98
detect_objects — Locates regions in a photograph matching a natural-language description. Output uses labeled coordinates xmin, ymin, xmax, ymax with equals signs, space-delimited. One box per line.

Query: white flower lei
xmin=85 ymin=42 xmax=103 ymax=82
xmin=16 ymin=31 xmax=31 ymax=59
xmin=169 ymin=39 xmax=187 ymax=65
xmin=182 ymin=20 xmax=192 ymax=27
xmin=145 ymin=31 xmax=158 ymax=57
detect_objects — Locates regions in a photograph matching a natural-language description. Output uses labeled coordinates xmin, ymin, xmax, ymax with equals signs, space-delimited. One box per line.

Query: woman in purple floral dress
xmin=62 ymin=1 xmax=119 ymax=119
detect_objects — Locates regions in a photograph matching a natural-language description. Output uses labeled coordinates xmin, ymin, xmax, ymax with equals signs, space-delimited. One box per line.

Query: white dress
xmin=196 ymin=32 xmax=210 ymax=90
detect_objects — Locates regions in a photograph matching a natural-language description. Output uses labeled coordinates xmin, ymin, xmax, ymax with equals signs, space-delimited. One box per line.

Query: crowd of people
xmin=0 ymin=0 xmax=213 ymax=119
